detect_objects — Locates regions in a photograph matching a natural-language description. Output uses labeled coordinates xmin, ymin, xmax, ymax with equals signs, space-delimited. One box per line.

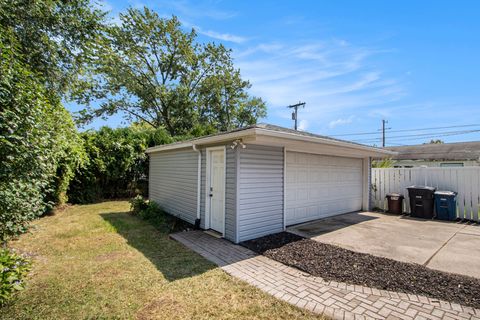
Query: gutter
xmin=192 ymin=144 xmax=202 ymax=229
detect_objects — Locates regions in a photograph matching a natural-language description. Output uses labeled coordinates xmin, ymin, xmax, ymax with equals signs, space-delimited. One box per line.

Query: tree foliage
xmin=372 ymin=158 xmax=394 ymax=168
xmin=76 ymin=7 xmax=266 ymax=135
xmin=0 ymin=34 xmax=85 ymax=242
xmin=0 ymin=0 xmax=106 ymax=96
xmin=0 ymin=0 xmax=102 ymax=241
xmin=67 ymin=125 xmax=176 ymax=204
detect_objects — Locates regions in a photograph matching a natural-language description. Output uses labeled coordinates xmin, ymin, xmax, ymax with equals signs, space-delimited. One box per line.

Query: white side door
xmin=208 ymin=149 xmax=225 ymax=233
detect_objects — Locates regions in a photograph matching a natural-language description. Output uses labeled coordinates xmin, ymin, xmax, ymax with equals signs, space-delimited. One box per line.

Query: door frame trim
xmin=205 ymin=146 xmax=226 ymax=235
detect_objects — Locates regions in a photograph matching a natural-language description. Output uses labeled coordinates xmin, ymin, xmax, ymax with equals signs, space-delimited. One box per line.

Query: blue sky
xmin=70 ymin=0 xmax=480 ymax=146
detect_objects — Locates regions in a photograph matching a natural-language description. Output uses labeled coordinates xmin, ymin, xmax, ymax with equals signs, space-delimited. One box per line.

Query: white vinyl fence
xmin=371 ymin=167 xmax=480 ymax=221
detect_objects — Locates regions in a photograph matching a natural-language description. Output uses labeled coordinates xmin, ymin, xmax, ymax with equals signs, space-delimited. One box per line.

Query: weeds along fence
xmin=371 ymin=167 xmax=480 ymax=221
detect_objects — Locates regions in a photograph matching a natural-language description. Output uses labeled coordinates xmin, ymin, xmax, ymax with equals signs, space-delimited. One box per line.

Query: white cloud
xmin=234 ymin=40 xmax=405 ymax=132
xmin=155 ymin=0 xmax=237 ymax=20
xmin=328 ymin=116 xmax=354 ymax=128
xmin=179 ymin=20 xmax=247 ymax=44
xmin=298 ymin=119 xmax=309 ymax=131
xmin=196 ymin=28 xmax=247 ymax=43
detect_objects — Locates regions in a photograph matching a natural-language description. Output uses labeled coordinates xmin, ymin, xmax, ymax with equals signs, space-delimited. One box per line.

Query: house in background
xmin=386 ymin=141 xmax=480 ymax=168
xmin=146 ymin=124 xmax=392 ymax=243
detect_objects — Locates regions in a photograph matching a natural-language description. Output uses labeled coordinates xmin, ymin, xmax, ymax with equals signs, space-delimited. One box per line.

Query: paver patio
xmin=171 ymin=230 xmax=480 ymax=320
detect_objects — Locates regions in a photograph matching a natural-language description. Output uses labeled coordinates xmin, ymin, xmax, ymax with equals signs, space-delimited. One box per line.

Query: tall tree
xmin=76 ymin=7 xmax=266 ymax=135
xmin=0 ymin=0 xmax=106 ymax=96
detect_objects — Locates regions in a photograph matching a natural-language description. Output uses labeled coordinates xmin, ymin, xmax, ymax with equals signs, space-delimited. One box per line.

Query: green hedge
xmin=67 ymin=125 xmax=176 ymax=204
xmin=0 ymin=35 xmax=85 ymax=242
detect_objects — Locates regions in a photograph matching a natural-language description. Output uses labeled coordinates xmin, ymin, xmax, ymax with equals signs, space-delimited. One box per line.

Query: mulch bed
xmin=241 ymin=232 xmax=480 ymax=309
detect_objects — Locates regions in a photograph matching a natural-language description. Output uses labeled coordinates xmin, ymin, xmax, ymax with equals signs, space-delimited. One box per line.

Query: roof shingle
xmin=386 ymin=141 xmax=480 ymax=161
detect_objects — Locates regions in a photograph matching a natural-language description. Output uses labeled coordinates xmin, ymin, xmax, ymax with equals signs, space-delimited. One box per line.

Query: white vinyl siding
xmin=149 ymin=149 xmax=198 ymax=224
xmin=237 ymin=145 xmax=284 ymax=242
xmin=224 ymin=147 xmax=237 ymax=242
xmin=285 ymin=151 xmax=363 ymax=226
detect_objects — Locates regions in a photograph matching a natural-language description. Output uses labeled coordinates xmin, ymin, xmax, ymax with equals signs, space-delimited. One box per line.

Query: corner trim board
xmin=283 ymin=147 xmax=287 ymax=230
xmin=192 ymin=144 xmax=201 ymax=220
xmin=235 ymin=146 xmax=241 ymax=243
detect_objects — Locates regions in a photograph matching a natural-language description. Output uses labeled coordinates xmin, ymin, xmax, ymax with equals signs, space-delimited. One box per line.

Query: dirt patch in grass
xmin=135 ymin=297 xmax=181 ymax=320
xmin=241 ymin=232 xmax=480 ymax=309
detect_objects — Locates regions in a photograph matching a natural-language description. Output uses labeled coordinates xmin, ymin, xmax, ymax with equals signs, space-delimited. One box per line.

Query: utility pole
xmin=287 ymin=102 xmax=306 ymax=130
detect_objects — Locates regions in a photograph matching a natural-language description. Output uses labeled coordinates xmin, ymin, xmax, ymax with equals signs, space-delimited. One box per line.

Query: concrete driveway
xmin=288 ymin=211 xmax=480 ymax=278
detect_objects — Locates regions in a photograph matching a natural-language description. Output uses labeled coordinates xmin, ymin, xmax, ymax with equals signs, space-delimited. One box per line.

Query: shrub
xmin=129 ymin=196 xmax=192 ymax=233
xmin=129 ymin=195 xmax=149 ymax=216
xmin=0 ymin=248 xmax=30 ymax=306
xmin=139 ymin=201 xmax=162 ymax=220
xmin=129 ymin=196 xmax=162 ymax=220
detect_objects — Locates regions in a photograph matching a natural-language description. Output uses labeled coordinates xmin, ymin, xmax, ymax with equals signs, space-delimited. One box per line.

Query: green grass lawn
xmin=2 ymin=201 xmax=324 ymax=319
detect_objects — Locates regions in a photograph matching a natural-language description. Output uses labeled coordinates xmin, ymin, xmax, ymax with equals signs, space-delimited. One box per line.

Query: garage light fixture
xmin=231 ymin=139 xmax=246 ymax=150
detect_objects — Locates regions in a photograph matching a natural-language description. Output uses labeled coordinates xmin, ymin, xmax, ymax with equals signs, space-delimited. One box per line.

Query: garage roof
xmin=146 ymin=123 xmax=395 ymax=156
xmin=386 ymin=141 xmax=480 ymax=161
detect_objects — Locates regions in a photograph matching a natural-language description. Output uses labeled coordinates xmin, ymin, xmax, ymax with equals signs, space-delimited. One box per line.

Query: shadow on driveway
xmin=288 ymin=211 xmax=379 ymax=238
xmin=100 ymin=212 xmax=215 ymax=282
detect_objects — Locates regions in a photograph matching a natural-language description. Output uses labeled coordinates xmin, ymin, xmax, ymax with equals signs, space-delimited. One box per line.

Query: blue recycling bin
xmin=434 ymin=191 xmax=458 ymax=221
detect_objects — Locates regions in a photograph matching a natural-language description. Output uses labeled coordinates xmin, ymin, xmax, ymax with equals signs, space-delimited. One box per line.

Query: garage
xmin=285 ymin=151 xmax=363 ymax=226
xmin=148 ymin=123 xmax=393 ymax=243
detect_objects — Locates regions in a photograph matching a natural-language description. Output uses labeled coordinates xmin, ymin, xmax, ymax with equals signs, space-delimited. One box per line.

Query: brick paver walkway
xmin=171 ymin=230 xmax=480 ymax=320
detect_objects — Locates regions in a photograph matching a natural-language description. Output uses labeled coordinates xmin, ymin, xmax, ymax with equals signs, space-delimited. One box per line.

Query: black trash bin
xmin=406 ymin=186 xmax=436 ymax=219
xmin=386 ymin=193 xmax=404 ymax=214
xmin=434 ymin=191 xmax=458 ymax=221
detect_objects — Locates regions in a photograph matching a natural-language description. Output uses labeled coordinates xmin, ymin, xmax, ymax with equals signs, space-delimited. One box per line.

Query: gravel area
xmin=241 ymin=232 xmax=480 ymax=309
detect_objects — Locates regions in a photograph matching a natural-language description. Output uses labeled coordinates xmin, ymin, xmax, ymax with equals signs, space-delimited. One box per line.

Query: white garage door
xmin=285 ymin=151 xmax=363 ymax=226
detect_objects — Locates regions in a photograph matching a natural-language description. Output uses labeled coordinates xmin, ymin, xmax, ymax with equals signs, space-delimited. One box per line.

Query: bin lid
xmin=406 ymin=185 xmax=436 ymax=191
xmin=434 ymin=191 xmax=457 ymax=196
xmin=386 ymin=193 xmax=404 ymax=197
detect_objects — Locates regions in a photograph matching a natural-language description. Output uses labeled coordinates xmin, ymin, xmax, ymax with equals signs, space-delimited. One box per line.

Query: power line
xmin=332 ymin=130 xmax=391 ymax=137
xmin=387 ymin=124 xmax=480 ymax=134
xmin=354 ymin=129 xmax=480 ymax=143
xmin=332 ymin=123 xmax=480 ymax=137
xmin=356 ymin=129 xmax=480 ymax=141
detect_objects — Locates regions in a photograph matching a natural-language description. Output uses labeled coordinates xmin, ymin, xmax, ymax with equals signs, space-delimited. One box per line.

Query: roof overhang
xmin=145 ymin=128 xmax=257 ymax=153
xmin=145 ymin=127 xmax=396 ymax=157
